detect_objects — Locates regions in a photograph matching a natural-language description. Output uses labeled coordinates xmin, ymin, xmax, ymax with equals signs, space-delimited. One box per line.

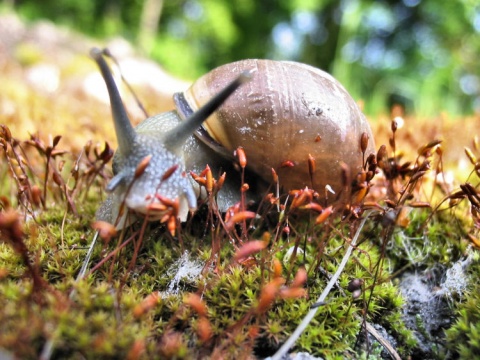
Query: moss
xmin=445 ymin=261 xmax=480 ymax=358
xmin=1 ymin=199 xmax=418 ymax=359
xmin=2 ymin=127 xmax=476 ymax=359
xmin=383 ymin=208 xmax=468 ymax=271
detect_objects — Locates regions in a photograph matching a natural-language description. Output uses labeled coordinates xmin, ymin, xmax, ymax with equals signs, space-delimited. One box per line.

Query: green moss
xmin=1 ymin=129 xmax=477 ymax=360
xmin=445 ymin=261 xmax=480 ymax=358
xmin=7 ymin=186 xmax=468 ymax=359
xmin=390 ymin=208 xmax=469 ymax=269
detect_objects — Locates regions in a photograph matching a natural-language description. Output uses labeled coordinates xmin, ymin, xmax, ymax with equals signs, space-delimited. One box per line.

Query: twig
xmin=75 ymin=231 xmax=100 ymax=282
xmin=315 ymin=264 xmax=401 ymax=359
xmin=365 ymin=322 xmax=401 ymax=360
xmin=269 ymin=211 xmax=373 ymax=360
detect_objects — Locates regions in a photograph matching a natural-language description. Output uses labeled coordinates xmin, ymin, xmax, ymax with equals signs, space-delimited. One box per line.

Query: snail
xmin=90 ymin=48 xmax=375 ymax=228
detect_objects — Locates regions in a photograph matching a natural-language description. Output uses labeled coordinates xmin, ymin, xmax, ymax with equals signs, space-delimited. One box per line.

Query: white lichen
xmin=162 ymin=251 xmax=204 ymax=295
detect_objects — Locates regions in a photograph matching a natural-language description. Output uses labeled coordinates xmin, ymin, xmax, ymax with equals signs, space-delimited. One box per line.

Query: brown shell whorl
xmin=181 ymin=59 xmax=375 ymax=197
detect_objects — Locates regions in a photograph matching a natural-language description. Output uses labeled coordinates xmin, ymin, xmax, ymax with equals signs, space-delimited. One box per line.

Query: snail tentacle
xmin=164 ymin=70 xmax=252 ymax=150
xmin=90 ymin=47 xmax=136 ymax=156
xmin=106 ymin=170 xmax=128 ymax=192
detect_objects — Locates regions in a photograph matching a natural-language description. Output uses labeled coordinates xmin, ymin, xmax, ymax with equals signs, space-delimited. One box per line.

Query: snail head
xmin=90 ymin=48 xmax=251 ymax=223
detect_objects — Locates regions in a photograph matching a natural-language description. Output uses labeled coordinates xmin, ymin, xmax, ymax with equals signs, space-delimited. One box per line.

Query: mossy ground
xmin=1 ymin=13 xmax=480 ymax=360
xmin=0 ymin=200 xmax=404 ymax=359
xmin=1 ymin=174 xmax=476 ymax=359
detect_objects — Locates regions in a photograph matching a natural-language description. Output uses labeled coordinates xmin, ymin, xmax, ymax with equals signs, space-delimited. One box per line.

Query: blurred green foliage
xmin=4 ymin=0 xmax=480 ymax=116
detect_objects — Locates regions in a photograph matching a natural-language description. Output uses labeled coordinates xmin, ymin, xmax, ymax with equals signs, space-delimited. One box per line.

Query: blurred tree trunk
xmin=138 ymin=0 xmax=164 ymax=54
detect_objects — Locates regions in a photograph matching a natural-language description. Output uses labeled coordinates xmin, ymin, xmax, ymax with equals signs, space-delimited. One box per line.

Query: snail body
xmin=91 ymin=49 xmax=375 ymax=227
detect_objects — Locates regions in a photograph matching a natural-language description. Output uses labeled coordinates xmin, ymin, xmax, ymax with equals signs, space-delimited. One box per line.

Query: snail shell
xmin=91 ymin=50 xmax=375 ymax=227
xmin=178 ymin=59 xmax=375 ymax=195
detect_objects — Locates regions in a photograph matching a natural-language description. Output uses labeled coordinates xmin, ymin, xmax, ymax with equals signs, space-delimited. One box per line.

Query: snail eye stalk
xmin=164 ymin=70 xmax=253 ymax=149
